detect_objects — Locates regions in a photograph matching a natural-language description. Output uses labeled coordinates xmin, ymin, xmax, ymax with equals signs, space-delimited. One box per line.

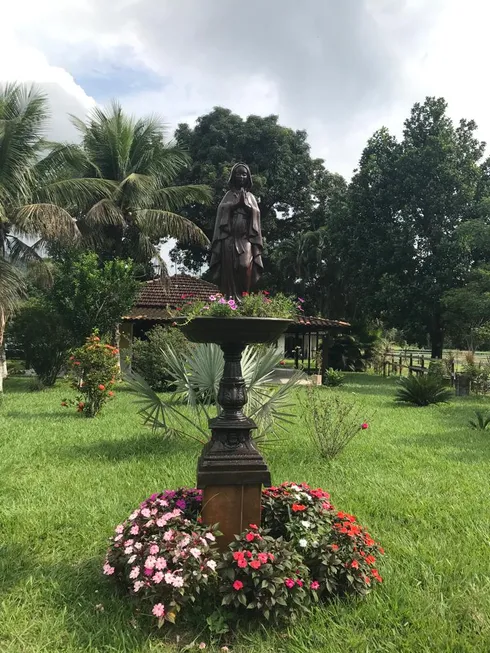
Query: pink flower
xmin=237 ymin=558 xmax=247 ymax=568
xmin=189 ymin=548 xmax=201 ymax=558
xmin=141 ymin=508 xmax=151 ymax=518
xmin=258 ymin=553 xmax=268 ymax=564
xmin=245 ymin=533 xmax=255 ymax=542
xmin=205 ymin=532 xmax=216 ymax=542
xmin=296 ymin=579 xmax=304 ymax=587
xmin=129 ymin=511 xmax=139 ymax=521
xmin=133 ymin=580 xmax=144 ymax=592
xmin=361 ymin=422 xmax=369 ymax=430
xmin=310 ymin=581 xmax=320 ymax=590
xmin=115 ymin=524 xmax=124 ymax=534
xmin=103 ymin=563 xmax=115 ymax=576
xmin=209 ymin=295 xmax=217 ymax=301
xmin=284 ymin=578 xmax=295 ymax=589
xmin=153 ymin=571 xmax=164 ymax=584
xmin=155 ymin=557 xmax=167 ymax=570
xmin=149 ymin=544 xmax=159 ymax=555
xmin=129 ymin=566 xmax=140 ymax=580
xmin=152 ymin=603 xmax=166 ymax=618
xmin=249 ymin=560 xmax=261 ymax=570
xmin=144 ymin=556 xmax=156 ymax=569
xmin=124 ymin=546 xmax=133 ymax=555
xmin=163 ymin=529 xmax=174 ymax=541
xmin=233 ymin=580 xmax=244 ymax=591
xmin=144 ymin=568 xmax=153 ymax=577
xmin=172 ymin=576 xmax=184 ymax=588
xmin=130 ymin=525 xmax=139 ymax=535
xmin=198 ymin=643 xmax=206 ymax=650
xmin=114 ymin=534 xmax=123 ymax=542
xmin=156 ymin=518 xmax=167 ymax=528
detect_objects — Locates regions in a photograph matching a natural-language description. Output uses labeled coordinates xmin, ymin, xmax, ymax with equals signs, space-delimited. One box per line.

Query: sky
xmin=2 ymin=0 xmax=490 ymax=181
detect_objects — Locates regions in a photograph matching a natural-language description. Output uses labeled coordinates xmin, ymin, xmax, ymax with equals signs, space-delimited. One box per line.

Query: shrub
xmin=174 ymin=291 xmax=299 ymax=319
xmin=104 ymin=484 xmax=384 ymax=630
xmin=262 ymin=483 xmax=384 ymax=598
xmin=395 ymin=374 xmax=452 ymax=406
xmin=8 ymin=299 xmax=73 ymax=386
xmin=67 ymin=333 xmax=119 ymax=416
xmin=468 ymin=410 xmax=490 ymax=430
xmin=323 ymin=367 xmax=345 ymax=387
xmin=300 ymin=386 xmax=369 ymax=460
xmin=132 ymin=326 xmax=191 ymax=392
xmin=219 ymin=526 xmax=312 ymax=622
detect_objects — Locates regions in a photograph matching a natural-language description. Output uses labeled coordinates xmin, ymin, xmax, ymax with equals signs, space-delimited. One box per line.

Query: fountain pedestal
xmin=180 ymin=317 xmax=290 ymax=549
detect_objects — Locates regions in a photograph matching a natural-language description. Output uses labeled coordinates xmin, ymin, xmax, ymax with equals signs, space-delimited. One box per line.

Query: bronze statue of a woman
xmin=209 ymin=163 xmax=263 ymax=301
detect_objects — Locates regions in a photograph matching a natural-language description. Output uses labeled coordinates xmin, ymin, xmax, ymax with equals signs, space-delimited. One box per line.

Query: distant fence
xmin=382 ymin=351 xmax=455 ymax=384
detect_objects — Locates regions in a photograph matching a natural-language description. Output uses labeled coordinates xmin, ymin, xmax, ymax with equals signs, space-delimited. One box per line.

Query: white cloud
xmin=2 ymin=0 xmax=490 ymax=176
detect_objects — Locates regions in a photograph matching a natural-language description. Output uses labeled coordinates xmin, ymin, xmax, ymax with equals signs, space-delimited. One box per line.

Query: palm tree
xmin=0 ymin=83 xmax=111 ymax=390
xmin=58 ymin=102 xmax=211 ymax=274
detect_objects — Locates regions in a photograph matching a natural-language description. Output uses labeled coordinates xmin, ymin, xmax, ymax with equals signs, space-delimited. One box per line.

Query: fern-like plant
xmin=395 ymin=375 xmax=452 ymax=406
xmin=468 ymin=410 xmax=490 ymax=430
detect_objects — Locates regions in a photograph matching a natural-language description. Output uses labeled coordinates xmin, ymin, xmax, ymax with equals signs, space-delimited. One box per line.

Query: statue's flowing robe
xmin=209 ymin=189 xmax=263 ymax=299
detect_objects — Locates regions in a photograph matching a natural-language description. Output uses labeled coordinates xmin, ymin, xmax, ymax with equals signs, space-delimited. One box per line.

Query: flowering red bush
xmin=219 ymin=525 xmax=313 ymax=622
xmin=65 ymin=333 xmax=119 ymax=417
xmin=104 ymin=484 xmax=384 ymax=629
xmin=262 ymin=483 xmax=384 ymax=597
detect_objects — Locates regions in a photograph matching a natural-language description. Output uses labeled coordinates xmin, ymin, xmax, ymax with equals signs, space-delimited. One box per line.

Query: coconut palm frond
xmin=152 ymin=184 xmax=213 ymax=212
xmin=84 ymin=199 xmax=124 ymax=227
xmin=0 ymin=257 xmax=26 ymax=313
xmin=135 ymin=208 xmax=209 ymax=245
xmin=13 ymin=203 xmax=79 ymax=242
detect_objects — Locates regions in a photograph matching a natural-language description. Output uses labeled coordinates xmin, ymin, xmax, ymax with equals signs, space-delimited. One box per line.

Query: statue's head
xmin=228 ymin=163 xmax=252 ymax=190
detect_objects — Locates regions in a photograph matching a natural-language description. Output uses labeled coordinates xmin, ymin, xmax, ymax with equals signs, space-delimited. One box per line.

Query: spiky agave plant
xmin=126 ymin=343 xmax=304 ymax=443
xmin=395 ymin=374 xmax=453 ymax=406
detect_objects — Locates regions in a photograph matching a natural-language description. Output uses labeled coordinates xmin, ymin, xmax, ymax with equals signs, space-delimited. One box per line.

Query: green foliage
xmin=461 ymin=354 xmax=490 ymax=395
xmin=219 ymin=527 xmax=312 ymax=623
xmin=67 ymin=333 xmax=119 ymax=416
xmin=323 ymin=368 xmax=345 ymax=387
xmin=468 ymin=410 xmax=490 ymax=430
xmin=49 ymin=252 xmax=140 ymax=343
xmin=59 ymin=101 xmax=211 ymax=273
xmin=442 ymin=266 xmax=490 ymax=351
xmin=176 ymin=291 xmax=298 ymax=320
xmin=300 ymin=386 xmax=368 ymax=460
xmin=127 ymin=343 xmax=302 ymax=442
xmin=8 ymin=299 xmax=73 ymax=386
xmin=132 ymin=325 xmax=191 ymax=392
xmin=395 ymin=374 xmax=453 ymax=406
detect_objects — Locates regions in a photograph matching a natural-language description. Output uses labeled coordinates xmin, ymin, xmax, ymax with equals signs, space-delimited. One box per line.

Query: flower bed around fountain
xmin=104 ymin=483 xmax=384 ymax=628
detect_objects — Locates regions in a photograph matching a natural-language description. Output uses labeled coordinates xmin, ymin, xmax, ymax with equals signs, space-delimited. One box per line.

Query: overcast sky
xmin=2 ymin=0 xmax=489 ymax=179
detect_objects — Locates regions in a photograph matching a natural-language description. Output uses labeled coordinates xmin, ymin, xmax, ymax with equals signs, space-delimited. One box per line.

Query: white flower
xmin=205 ymin=532 xmax=216 ymax=542
xmin=127 ymin=555 xmax=136 ymax=564
xmin=189 ymin=547 xmax=201 ymax=558
xmin=133 ymin=580 xmax=144 ymax=592
xmin=300 ymin=520 xmax=311 ymax=529
xmin=124 ymin=546 xmax=133 ymax=555
xmin=206 ymin=560 xmax=217 ymax=571
xmin=129 ymin=566 xmax=140 ymax=579
xmin=298 ymin=538 xmax=308 ymax=548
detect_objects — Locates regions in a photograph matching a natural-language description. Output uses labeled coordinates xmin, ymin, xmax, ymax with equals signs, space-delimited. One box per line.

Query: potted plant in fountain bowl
xmin=172 ymin=291 xmax=302 ymax=346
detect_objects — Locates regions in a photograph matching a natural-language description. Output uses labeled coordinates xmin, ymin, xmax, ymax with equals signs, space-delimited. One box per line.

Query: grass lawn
xmin=1 ymin=374 xmax=490 ymax=652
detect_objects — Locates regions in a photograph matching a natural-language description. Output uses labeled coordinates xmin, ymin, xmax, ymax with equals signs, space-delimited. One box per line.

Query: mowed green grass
xmin=1 ymin=374 xmax=490 ymax=653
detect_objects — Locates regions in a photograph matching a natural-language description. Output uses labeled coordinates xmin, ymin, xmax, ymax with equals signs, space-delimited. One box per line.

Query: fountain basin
xmin=179 ymin=316 xmax=292 ymax=345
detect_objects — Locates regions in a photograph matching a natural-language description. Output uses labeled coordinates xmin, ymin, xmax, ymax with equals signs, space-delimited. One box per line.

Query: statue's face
xmin=233 ymin=166 xmax=249 ymax=188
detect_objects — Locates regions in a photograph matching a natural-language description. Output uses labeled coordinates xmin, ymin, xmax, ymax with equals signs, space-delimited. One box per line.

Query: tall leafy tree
xmin=57 ymin=102 xmax=212 ymax=275
xmin=0 ymin=83 xmax=109 ymax=390
xmin=173 ymin=107 xmax=317 ymax=271
xmin=340 ymin=98 xmax=485 ymax=357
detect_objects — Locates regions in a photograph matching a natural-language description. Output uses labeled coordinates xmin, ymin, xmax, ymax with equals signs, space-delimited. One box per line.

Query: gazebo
xmin=120 ymin=275 xmax=350 ymax=375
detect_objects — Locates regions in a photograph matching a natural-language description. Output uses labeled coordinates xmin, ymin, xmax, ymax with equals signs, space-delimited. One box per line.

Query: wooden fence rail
xmin=382 ymin=351 xmax=455 ymax=384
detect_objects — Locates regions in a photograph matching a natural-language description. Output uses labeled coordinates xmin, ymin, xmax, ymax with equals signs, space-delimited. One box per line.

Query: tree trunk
xmin=0 ymin=308 xmax=7 ymax=393
xmin=430 ymin=315 xmax=444 ymax=359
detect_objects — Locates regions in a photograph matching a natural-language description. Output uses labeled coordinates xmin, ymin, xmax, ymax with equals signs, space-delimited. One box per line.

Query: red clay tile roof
xmin=292 ymin=316 xmax=350 ymax=329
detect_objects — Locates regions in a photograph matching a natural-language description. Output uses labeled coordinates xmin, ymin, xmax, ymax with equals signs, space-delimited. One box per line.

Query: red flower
xmin=232 ymin=551 xmax=244 ymax=561
xmin=284 ymin=578 xmax=295 ymax=589
xmin=242 ymin=292 xmax=249 ymax=297
xmin=296 ymin=579 xmax=303 ymax=587
xmin=245 ymin=532 xmax=255 ymax=542
xmin=371 ymin=569 xmax=383 ymax=583
xmin=245 ymin=551 xmax=253 ymax=559
xmin=378 ymin=547 xmax=385 ymax=555
xmin=365 ymin=555 xmax=376 ymax=566
xmin=73 ymin=361 xmax=81 ymax=366
xmin=249 ymin=524 xmax=258 ymax=530
xmin=350 ymin=560 xmax=359 ymax=570
xmin=361 ymin=422 xmax=369 ymax=430
xmin=331 ymin=544 xmax=339 ymax=552
xmin=263 ymin=290 xmax=270 ymax=295
xmin=310 ymin=581 xmax=320 ymax=590
xmin=249 ymin=560 xmax=261 ymax=570
xmin=78 ymin=402 xmax=85 ymax=409
xmin=108 ymin=391 xmax=115 ymax=397
xmin=279 ymin=360 xmax=285 ymax=366
xmin=233 ymin=580 xmax=243 ymax=591
xmin=268 ymin=553 xmax=275 ymax=562
xmin=363 ymin=575 xmax=371 ymax=585
xmin=98 ymin=384 xmax=105 ymax=391
xmin=292 ymin=504 xmax=306 ymax=512
xmin=257 ymin=553 xmax=268 ymax=564
xmin=237 ymin=558 xmax=247 ymax=568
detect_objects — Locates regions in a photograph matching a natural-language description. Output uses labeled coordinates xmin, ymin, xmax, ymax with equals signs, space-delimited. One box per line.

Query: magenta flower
xmin=209 ymin=295 xmax=216 ymax=301
xmin=310 ymin=580 xmax=320 ymax=590
xmin=284 ymin=578 xmax=295 ymax=589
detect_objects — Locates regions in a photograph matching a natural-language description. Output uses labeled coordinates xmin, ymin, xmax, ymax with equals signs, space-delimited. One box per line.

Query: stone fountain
xmin=180 ymin=163 xmax=291 ymax=548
